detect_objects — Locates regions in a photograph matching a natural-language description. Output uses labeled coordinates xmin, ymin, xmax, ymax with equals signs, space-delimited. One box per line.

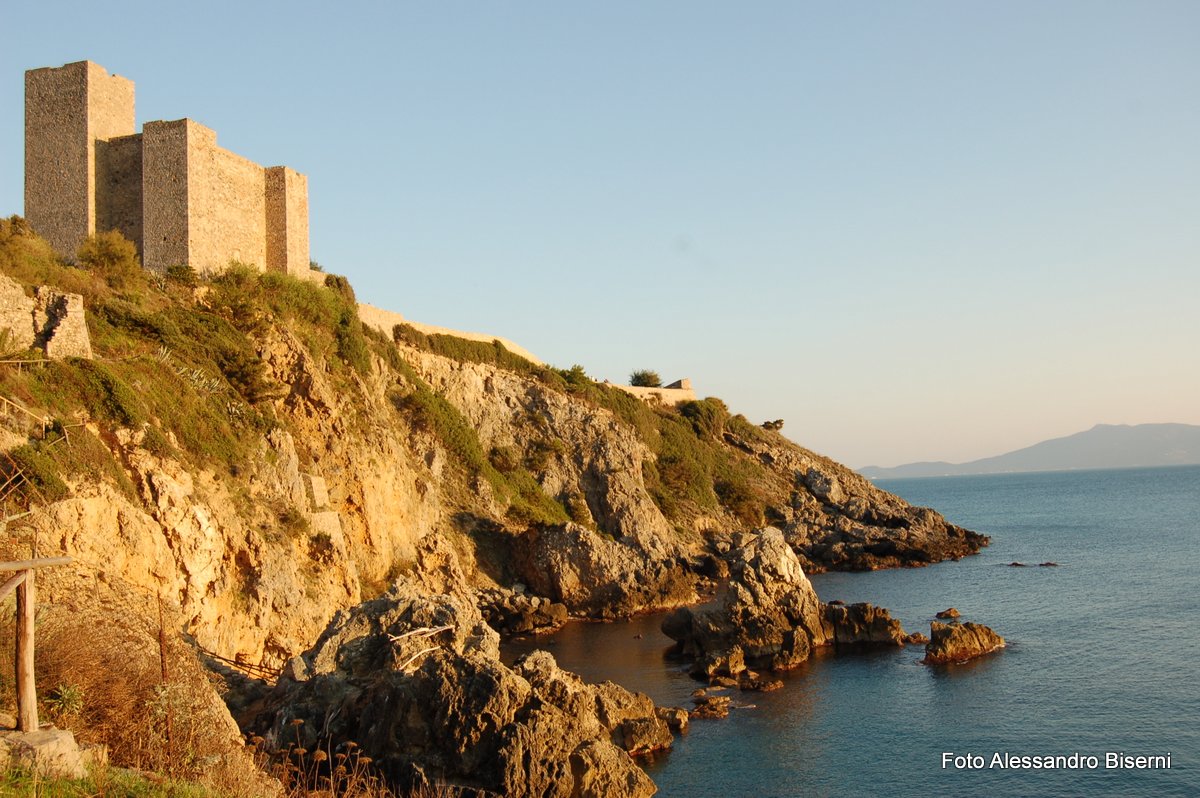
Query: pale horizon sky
xmin=3 ymin=2 xmax=1197 ymax=468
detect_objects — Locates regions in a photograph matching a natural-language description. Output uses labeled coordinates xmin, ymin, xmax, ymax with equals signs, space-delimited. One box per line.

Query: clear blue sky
xmin=3 ymin=1 xmax=1198 ymax=468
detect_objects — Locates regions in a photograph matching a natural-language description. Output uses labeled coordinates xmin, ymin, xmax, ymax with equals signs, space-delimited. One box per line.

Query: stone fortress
xmin=18 ymin=60 xmax=695 ymax=401
xmin=24 ymin=60 xmax=309 ymax=277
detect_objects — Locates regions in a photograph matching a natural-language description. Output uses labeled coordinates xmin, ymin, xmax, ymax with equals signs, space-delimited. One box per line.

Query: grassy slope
xmin=0 ymin=216 xmax=794 ymax=539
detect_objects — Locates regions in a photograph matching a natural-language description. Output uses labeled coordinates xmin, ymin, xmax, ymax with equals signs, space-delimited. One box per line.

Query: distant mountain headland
xmin=859 ymin=423 xmax=1200 ymax=480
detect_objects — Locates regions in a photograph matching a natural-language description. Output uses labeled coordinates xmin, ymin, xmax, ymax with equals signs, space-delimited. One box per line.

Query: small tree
xmin=630 ymin=370 xmax=662 ymax=388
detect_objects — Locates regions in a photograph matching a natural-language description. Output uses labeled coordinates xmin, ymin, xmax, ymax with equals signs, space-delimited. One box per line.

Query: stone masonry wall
xmin=24 ymin=64 xmax=90 ymax=257
xmin=24 ymin=61 xmax=134 ymax=259
xmin=607 ymin=382 xmax=697 ymax=406
xmin=0 ymin=275 xmax=92 ymax=360
xmin=186 ymin=122 xmax=267 ymax=274
xmin=34 ymin=289 xmax=93 ymax=359
xmin=266 ymin=166 xmax=310 ymax=277
xmin=96 ymin=134 xmax=144 ymax=250
xmin=142 ymin=120 xmax=191 ymax=270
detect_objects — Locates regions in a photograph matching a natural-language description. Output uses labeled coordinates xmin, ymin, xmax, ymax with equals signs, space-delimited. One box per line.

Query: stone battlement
xmin=25 ymin=61 xmax=309 ymax=277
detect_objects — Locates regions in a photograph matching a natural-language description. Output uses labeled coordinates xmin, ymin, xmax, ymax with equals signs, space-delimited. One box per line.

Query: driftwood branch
xmin=395 ymin=645 xmax=440 ymax=673
xmin=387 ymin=623 xmax=453 ymax=643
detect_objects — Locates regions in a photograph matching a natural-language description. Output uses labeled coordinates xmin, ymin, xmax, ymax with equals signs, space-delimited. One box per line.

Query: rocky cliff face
xmin=0 ymin=221 xmax=989 ymax=793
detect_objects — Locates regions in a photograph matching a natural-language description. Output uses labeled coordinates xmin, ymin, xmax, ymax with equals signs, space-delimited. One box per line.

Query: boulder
xmin=0 ymin=728 xmax=88 ymax=779
xmin=655 ymin=706 xmax=689 ymax=734
xmin=689 ymin=695 xmax=731 ymax=720
xmin=822 ymin=602 xmax=906 ymax=647
xmin=479 ymin=587 xmax=569 ymax=637
xmin=903 ymin=632 xmax=930 ymax=646
xmin=923 ymin=621 xmax=1005 ymax=664
xmin=935 ymin=607 xmax=960 ymax=619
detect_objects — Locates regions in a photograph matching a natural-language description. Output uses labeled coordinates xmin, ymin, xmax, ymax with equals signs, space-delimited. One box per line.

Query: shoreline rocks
xmin=253 ymin=583 xmax=670 ymax=796
xmin=923 ymin=621 xmax=1005 ymax=665
xmin=477 ymin=586 xmax=569 ymax=637
xmin=662 ymin=528 xmax=830 ymax=676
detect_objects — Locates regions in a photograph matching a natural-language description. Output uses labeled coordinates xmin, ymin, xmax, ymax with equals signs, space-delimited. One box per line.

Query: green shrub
xmin=630 ymin=369 xmax=661 ymax=388
xmin=2 ymin=444 xmax=69 ymax=504
xmin=165 ymin=263 xmax=198 ymax=289
xmin=680 ymin=398 xmax=730 ymax=439
xmin=77 ymin=231 xmax=144 ymax=292
xmin=489 ymin=445 xmax=521 ymax=474
xmin=716 ymin=478 xmax=766 ymax=528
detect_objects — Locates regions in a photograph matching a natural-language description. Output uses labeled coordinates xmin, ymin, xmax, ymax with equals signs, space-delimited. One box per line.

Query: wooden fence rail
xmin=1 ymin=557 xmax=72 ymax=732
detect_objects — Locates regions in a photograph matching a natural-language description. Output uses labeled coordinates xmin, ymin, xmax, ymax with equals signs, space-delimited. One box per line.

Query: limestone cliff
xmin=0 ymin=215 xmax=985 ymax=669
xmin=0 ymin=217 xmax=987 ymax=792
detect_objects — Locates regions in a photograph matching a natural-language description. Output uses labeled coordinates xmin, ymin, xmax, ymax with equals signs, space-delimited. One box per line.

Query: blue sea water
xmin=503 ymin=465 xmax=1200 ymax=796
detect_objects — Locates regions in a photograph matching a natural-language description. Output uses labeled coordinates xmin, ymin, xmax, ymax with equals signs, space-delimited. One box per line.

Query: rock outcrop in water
xmin=923 ymin=621 xmax=1006 ymax=664
xmin=662 ymin=529 xmax=911 ymax=676
xmin=823 ymin=602 xmax=906 ymax=647
xmin=662 ymin=528 xmax=829 ymax=675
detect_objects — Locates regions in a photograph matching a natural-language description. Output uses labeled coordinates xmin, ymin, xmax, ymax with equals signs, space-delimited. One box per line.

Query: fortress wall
xmin=357 ymin=303 xmax=545 ymax=366
xmin=186 ymin=123 xmax=266 ymax=274
xmin=96 ymin=134 xmax=144 ymax=249
xmin=266 ymin=166 xmax=310 ymax=277
xmin=24 ymin=61 xmax=135 ymax=258
xmin=142 ymin=120 xmax=191 ymax=270
xmin=25 ymin=63 xmax=92 ymax=256
xmin=608 ymin=383 xmax=697 ymax=406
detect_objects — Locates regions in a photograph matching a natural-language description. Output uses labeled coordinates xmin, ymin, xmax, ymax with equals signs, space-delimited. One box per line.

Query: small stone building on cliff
xmin=25 ymin=60 xmax=309 ymax=277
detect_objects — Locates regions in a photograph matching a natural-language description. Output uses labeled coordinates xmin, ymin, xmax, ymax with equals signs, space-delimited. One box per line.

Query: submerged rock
xmin=689 ymin=695 xmax=732 ymax=720
xmin=923 ymin=621 xmax=1006 ymax=664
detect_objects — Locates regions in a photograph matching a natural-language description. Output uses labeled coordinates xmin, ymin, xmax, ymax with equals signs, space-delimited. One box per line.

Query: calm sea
xmin=503 ymin=465 xmax=1200 ymax=797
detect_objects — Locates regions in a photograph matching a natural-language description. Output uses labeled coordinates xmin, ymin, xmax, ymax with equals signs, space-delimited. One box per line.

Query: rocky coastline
xmin=0 ymin=231 xmax=994 ymax=796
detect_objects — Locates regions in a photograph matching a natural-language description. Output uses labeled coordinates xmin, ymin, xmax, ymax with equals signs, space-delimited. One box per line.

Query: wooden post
xmin=15 ymin=568 xmax=37 ymax=732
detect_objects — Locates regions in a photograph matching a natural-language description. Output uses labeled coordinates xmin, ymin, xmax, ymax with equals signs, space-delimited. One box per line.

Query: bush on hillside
xmin=77 ymin=230 xmax=144 ymax=291
xmin=630 ymin=370 xmax=661 ymax=388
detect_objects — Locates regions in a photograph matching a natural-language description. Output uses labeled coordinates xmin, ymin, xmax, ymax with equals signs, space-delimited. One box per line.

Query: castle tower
xmin=265 ymin=166 xmax=310 ymax=277
xmin=24 ymin=61 xmax=136 ymax=258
